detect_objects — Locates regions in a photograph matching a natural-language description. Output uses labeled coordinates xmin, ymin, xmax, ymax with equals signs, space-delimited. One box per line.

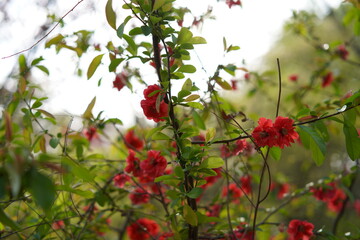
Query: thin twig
xmin=2 ymin=0 xmax=86 ymax=59
xmin=275 ymin=58 xmax=282 ymax=118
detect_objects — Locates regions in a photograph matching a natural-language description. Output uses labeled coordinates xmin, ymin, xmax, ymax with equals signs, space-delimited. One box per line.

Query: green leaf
xmin=109 ymin=58 xmax=124 ymax=72
xmin=186 ymin=102 xmax=204 ymax=110
xmin=123 ymin=34 xmax=138 ymax=55
xmin=45 ymin=34 xmax=64 ymax=48
xmin=178 ymin=65 xmax=196 ymax=73
xmin=214 ymin=77 xmax=232 ymax=90
xmin=61 ymin=158 xmax=94 ymax=182
xmin=31 ymin=56 xmax=44 ymax=66
xmin=153 ymin=0 xmax=166 ymax=11
xmin=152 ymin=132 xmax=171 ymax=140
xmin=192 ymin=111 xmax=205 ymax=130
xmin=29 ymin=169 xmax=56 ymax=211
xmin=298 ymin=125 xmax=326 ymax=166
xmin=183 ymin=204 xmax=198 ymax=226
xmin=182 ymin=78 xmax=192 ymax=91
xmin=117 ymin=16 xmax=132 ymax=38
xmin=343 ymin=122 xmax=360 ymax=160
xmin=129 ymin=27 xmax=143 ymax=35
xmin=105 ymin=0 xmax=117 ymax=30
xmin=187 ymin=187 xmax=203 ymax=199
xmin=35 ymin=65 xmax=49 ymax=75
xmin=154 ymin=175 xmax=175 ymax=183
xmin=177 ymin=27 xmax=193 ymax=44
xmin=82 ymin=96 xmax=96 ymax=119
xmin=188 ymin=36 xmax=207 ymax=44
xmin=87 ymin=54 xmax=104 ymax=79
xmin=184 ymin=94 xmax=199 ymax=102
xmin=141 ymin=26 xmax=152 ymax=36
xmin=49 ymin=138 xmax=59 ymax=148
xmin=0 ymin=208 xmax=20 ymax=230
xmin=200 ymin=156 xmax=224 ymax=168
xmin=269 ymin=147 xmax=281 ymax=161
xmin=56 ymin=185 xmax=94 ymax=198
xmin=205 ymin=127 xmax=216 ymax=142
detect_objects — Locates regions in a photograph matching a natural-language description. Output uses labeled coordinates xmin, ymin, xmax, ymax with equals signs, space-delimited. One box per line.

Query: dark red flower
xmin=124 ymin=150 xmax=143 ymax=177
xmin=113 ymin=72 xmax=128 ymax=91
xmin=327 ymin=188 xmax=346 ymax=212
xmin=220 ymin=139 xmax=247 ymax=158
xmin=159 ymin=232 xmax=174 ymax=240
xmin=252 ymin=118 xmax=279 ymax=147
xmin=289 ymin=74 xmax=298 ymax=82
xmin=354 ymin=199 xmax=360 ymax=216
xmin=127 ymin=218 xmax=159 ymax=240
xmin=322 ymin=72 xmax=334 ymax=88
xmin=274 ymin=116 xmax=299 ymax=149
xmin=113 ymin=173 xmax=130 ymax=188
xmin=240 ymin=175 xmax=252 ymax=195
xmin=84 ymin=126 xmax=98 ymax=142
xmin=231 ymin=80 xmax=237 ymax=90
xmin=177 ymin=19 xmax=183 ymax=27
xmin=222 ymin=183 xmax=243 ymax=199
xmin=287 ymin=219 xmax=314 ymax=240
xmin=192 ymin=17 xmax=202 ymax=27
xmin=52 ymin=220 xmax=65 ymax=230
xmin=206 ymin=204 xmax=222 ymax=217
xmin=141 ymin=85 xmax=168 ymax=122
xmin=277 ymin=183 xmax=290 ymax=199
xmin=310 ymin=182 xmax=337 ymax=201
xmin=129 ymin=187 xmax=150 ymax=205
xmin=336 ymin=45 xmax=349 ymax=60
xmin=226 ymin=0 xmax=242 ymax=8
xmin=140 ymin=150 xmax=167 ymax=179
xmin=124 ymin=130 xmax=144 ymax=150
xmin=244 ymin=72 xmax=250 ymax=80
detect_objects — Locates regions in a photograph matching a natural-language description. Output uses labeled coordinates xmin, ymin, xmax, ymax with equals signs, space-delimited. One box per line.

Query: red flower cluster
xmin=113 ymin=71 xmax=128 ymax=91
xmin=287 ymin=219 xmax=314 ymax=240
xmin=252 ymin=116 xmax=299 ymax=149
xmin=226 ymin=0 xmax=241 ymax=8
xmin=240 ymin=175 xmax=252 ymax=195
xmin=52 ymin=220 xmax=65 ymax=230
xmin=220 ymin=139 xmax=249 ymax=158
xmin=289 ymin=74 xmax=299 ymax=82
xmin=310 ymin=182 xmax=346 ymax=212
xmin=222 ymin=183 xmax=243 ymax=200
xmin=125 ymin=150 xmax=167 ymax=183
xmin=84 ymin=126 xmax=98 ymax=142
xmin=321 ymin=72 xmax=334 ymax=88
xmin=124 ymin=130 xmax=144 ymax=150
xmin=206 ymin=204 xmax=222 ymax=218
xmin=127 ymin=218 xmax=159 ymax=240
xmin=277 ymin=183 xmax=290 ymax=199
xmin=113 ymin=173 xmax=130 ymax=188
xmin=140 ymin=85 xmax=168 ymax=122
xmin=336 ymin=45 xmax=349 ymax=60
xmin=129 ymin=187 xmax=150 ymax=205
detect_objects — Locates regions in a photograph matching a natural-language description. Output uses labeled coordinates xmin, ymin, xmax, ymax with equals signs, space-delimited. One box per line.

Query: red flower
xmin=206 ymin=204 xmax=222 ymax=217
xmin=113 ymin=72 xmax=128 ymax=91
xmin=231 ymin=80 xmax=237 ymax=90
xmin=354 ymin=199 xmax=360 ymax=216
xmin=202 ymin=168 xmax=222 ymax=189
xmin=252 ymin=118 xmax=279 ymax=147
xmin=244 ymin=72 xmax=250 ymax=80
xmin=310 ymin=182 xmax=337 ymax=201
xmin=192 ymin=17 xmax=202 ymax=27
xmin=124 ymin=130 xmax=144 ymax=150
xmin=84 ymin=126 xmax=98 ymax=142
xmin=141 ymin=85 xmax=168 ymax=122
xmin=222 ymin=183 xmax=243 ymax=199
xmin=125 ymin=150 xmax=143 ymax=177
xmin=289 ymin=74 xmax=298 ymax=82
xmin=240 ymin=175 xmax=252 ymax=195
xmin=287 ymin=219 xmax=314 ymax=240
xmin=277 ymin=183 xmax=290 ymax=199
xmin=274 ymin=116 xmax=299 ymax=149
xmin=129 ymin=187 xmax=150 ymax=205
xmin=336 ymin=45 xmax=349 ymax=60
xmin=327 ymin=188 xmax=346 ymax=212
xmin=140 ymin=150 xmax=167 ymax=179
xmin=113 ymin=173 xmax=130 ymax=188
xmin=127 ymin=218 xmax=159 ymax=240
xmin=220 ymin=139 xmax=247 ymax=158
xmin=159 ymin=232 xmax=174 ymax=240
xmin=52 ymin=220 xmax=65 ymax=230
xmin=226 ymin=0 xmax=242 ymax=8
xmin=321 ymin=72 xmax=334 ymax=88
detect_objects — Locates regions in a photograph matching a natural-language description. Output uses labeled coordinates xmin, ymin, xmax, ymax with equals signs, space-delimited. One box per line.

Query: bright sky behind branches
xmin=0 ymin=0 xmax=340 ymax=127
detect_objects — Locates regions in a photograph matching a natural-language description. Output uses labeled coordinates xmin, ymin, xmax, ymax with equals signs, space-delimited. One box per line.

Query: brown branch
xmin=275 ymin=58 xmax=282 ymax=118
xmin=1 ymin=0 xmax=86 ymax=59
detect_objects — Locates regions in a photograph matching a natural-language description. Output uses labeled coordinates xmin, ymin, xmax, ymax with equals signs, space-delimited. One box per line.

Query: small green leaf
xmin=178 ymin=65 xmax=196 ymax=73
xmin=188 ymin=36 xmax=207 ymax=44
xmin=183 ymin=204 xmax=198 ymax=226
xmin=186 ymin=102 xmax=204 ymax=110
xmin=269 ymin=147 xmax=281 ymax=161
xmin=123 ymin=34 xmax=138 ymax=56
xmin=105 ymin=0 xmax=117 ymax=30
xmin=192 ymin=111 xmax=205 ymax=130
xmin=182 ymin=78 xmax=192 ymax=91
xmin=214 ymin=77 xmax=232 ymax=90
xmin=129 ymin=27 xmax=143 ymax=35
xmin=187 ymin=187 xmax=203 ymax=199
xmin=109 ymin=58 xmax=124 ymax=72
xmin=343 ymin=122 xmax=360 ymax=160
xmin=82 ymin=96 xmax=96 ymax=119
xmin=154 ymin=175 xmax=174 ymax=183
xmin=29 ymin=169 xmax=56 ymax=211
xmin=49 ymin=138 xmax=59 ymax=148
xmin=35 ymin=65 xmax=49 ymax=75
xmin=37 ymin=109 xmax=55 ymax=119
xmin=141 ymin=26 xmax=152 ymax=36
xmin=205 ymin=127 xmax=216 ymax=142
xmin=117 ymin=16 xmax=132 ymax=38
xmin=184 ymin=94 xmax=199 ymax=102
xmin=87 ymin=54 xmax=104 ymax=79
xmin=298 ymin=125 xmax=326 ymax=166
xmin=200 ymin=156 xmax=224 ymax=169
xmin=45 ymin=34 xmax=64 ymax=48
xmin=153 ymin=0 xmax=166 ymax=11
xmin=177 ymin=27 xmax=193 ymax=44
xmin=31 ymin=56 xmax=44 ymax=66
xmin=152 ymin=132 xmax=171 ymax=140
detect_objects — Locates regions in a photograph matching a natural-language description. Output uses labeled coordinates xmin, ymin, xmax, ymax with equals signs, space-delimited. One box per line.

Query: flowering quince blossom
xmin=159 ymin=232 xmax=175 ymax=240
xmin=274 ymin=116 xmax=299 ymax=148
xmin=289 ymin=74 xmax=299 ymax=82
xmin=221 ymin=139 xmax=247 ymax=158
xmin=113 ymin=173 xmax=130 ymax=188
xmin=127 ymin=218 xmax=159 ymax=240
xmin=231 ymin=79 xmax=237 ymax=90
xmin=52 ymin=220 xmax=65 ymax=230
xmin=140 ymin=85 xmax=168 ymax=122
xmin=206 ymin=204 xmax=222 ymax=217
xmin=310 ymin=182 xmax=346 ymax=212
xmin=124 ymin=150 xmax=143 ymax=177
xmin=129 ymin=187 xmax=150 ymax=205
xmin=277 ymin=183 xmax=290 ymax=199
xmin=140 ymin=150 xmax=167 ymax=180
xmin=240 ymin=175 xmax=252 ymax=194
xmin=84 ymin=126 xmax=98 ymax=142
xmin=336 ymin=45 xmax=349 ymax=60
xmin=202 ymin=167 xmax=222 ymax=189
xmin=113 ymin=71 xmax=128 ymax=91
xmin=287 ymin=219 xmax=314 ymax=240
xmin=321 ymin=72 xmax=334 ymax=88
xmin=354 ymin=199 xmax=360 ymax=216
xmin=222 ymin=183 xmax=243 ymax=200
xmin=225 ymin=0 xmax=241 ymax=8
xmin=124 ymin=129 xmax=144 ymax=150
xmin=327 ymin=188 xmax=346 ymax=212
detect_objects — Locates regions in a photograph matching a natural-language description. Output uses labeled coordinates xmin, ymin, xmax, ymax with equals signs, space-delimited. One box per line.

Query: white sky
xmin=0 ymin=0 xmax=341 ymax=127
